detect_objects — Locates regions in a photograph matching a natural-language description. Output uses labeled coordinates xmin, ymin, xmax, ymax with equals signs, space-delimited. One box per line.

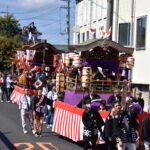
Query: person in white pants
xmin=19 ymin=88 xmax=34 ymax=134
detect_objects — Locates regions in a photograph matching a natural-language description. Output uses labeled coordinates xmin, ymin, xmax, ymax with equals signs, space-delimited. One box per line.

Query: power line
xmin=10 ymin=4 xmax=53 ymax=14
xmin=17 ymin=7 xmax=59 ymax=20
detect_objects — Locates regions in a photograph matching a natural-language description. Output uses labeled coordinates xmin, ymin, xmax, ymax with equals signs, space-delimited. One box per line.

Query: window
xmin=86 ymin=31 xmax=89 ymax=40
xmin=136 ymin=16 xmax=147 ymax=50
xmin=118 ymin=23 xmax=130 ymax=46
xmin=82 ymin=32 xmax=85 ymax=42
xmin=78 ymin=33 xmax=80 ymax=44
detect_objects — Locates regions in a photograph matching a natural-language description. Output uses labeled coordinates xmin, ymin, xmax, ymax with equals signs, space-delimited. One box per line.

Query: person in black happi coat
xmin=77 ymin=88 xmax=100 ymax=108
xmin=107 ymin=88 xmax=122 ymax=106
xmin=82 ymin=99 xmax=104 ymax=150
xmin=142 ymin=106 xmax=150 ymax=150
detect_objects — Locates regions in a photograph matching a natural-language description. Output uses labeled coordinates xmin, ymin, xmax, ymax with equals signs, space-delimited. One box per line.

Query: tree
xmin=0 ymin=15 xmax=21 ymax=71
xmin=0 ymin=15 xmax=21 ymax=37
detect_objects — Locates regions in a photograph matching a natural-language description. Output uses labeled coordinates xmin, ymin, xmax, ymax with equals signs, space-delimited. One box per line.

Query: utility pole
xmin=67 ymin=0 xmax=70 ymax=48
xmin=0 ymin=6 xmax=9 ymax=16
xmin=106 ymin=0 xmax=113 ymax=40
xmin=60 ymin=0 xmax=70 ymax=52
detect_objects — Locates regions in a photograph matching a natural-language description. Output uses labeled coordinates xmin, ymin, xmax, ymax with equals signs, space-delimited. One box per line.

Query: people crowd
xmin=80 ymin=90 xmax=150 ymax=150
xmin=0 ymin=68 xmax=150 ymax=150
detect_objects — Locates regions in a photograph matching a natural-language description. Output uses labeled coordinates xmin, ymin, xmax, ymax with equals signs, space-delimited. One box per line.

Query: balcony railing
xmin=66 ymin=77 xmax=130 ymax=93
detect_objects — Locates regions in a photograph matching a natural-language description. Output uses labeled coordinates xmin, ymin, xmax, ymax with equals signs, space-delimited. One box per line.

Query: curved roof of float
xmin=69 ymin=39 xmax=134 ymax=55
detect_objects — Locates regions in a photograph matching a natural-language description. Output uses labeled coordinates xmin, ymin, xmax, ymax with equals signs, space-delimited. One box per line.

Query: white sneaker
xmin=23 ymin=130 xmax=28 ymax=134
xmin=47 ymin=125 xmax=50 ymax=129
xmin=32 ymin=130 xmax=36 ymax=134
xmin=35 ymin=133 xmax=39 ymax=137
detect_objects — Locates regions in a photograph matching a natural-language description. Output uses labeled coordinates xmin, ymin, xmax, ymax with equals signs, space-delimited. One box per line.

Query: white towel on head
xmin=97 ymin=67 xmax=104 ymax=76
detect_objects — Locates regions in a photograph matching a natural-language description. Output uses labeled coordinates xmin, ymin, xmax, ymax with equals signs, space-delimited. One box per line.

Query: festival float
xmin=51 ymin=39 xmax=147 ymax=142
xmin=10 ymin=35 xmax=147 ymax=143
xmin=11 ymin=39 xmax=64 ymax=104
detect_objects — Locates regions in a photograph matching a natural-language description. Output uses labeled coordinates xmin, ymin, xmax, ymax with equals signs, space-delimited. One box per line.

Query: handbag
xmin=36 ymin=105 xmax=45 ymax=114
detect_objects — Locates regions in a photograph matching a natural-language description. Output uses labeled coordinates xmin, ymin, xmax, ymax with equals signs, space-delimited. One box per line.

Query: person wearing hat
xmin=142 ymin=106 xmax=150 ymax=150
xmin=82 ymin=99 xmax=104 ymax=150
xmin=133 ymin=92 xmax=144 ymax=112
xmin=76 ymin=88 xmax=100 ymax=108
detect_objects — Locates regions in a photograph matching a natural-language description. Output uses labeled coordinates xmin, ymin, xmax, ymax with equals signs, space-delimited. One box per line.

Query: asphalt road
xmin=0 ymin=102 xmax=83 ymax=150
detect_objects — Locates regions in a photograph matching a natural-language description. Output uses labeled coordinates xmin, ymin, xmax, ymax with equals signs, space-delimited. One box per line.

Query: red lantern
xmin=22 ymin=55 xmax=26 ymax=61
xmin=53 ymin=55 xmax=61 ymax=68
xmin=126 ymin=57 xmax=135 ymax=69
xmin=45 ymin=66 xmax=50 ymax=72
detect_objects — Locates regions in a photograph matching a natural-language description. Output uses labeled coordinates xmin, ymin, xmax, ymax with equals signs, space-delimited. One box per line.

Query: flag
xmin=26 ymin=49 xmax=36 ymax=61
xmin=33 ymin=79 xmax=43 ymax=89
xmin=104 ymin=27 xmax=111 ymax=39
xmin=99 ymin=29 xmax=105 ymax=39
xmin=89 ymin=28 xmax=95 ymax=34
xmin=17 ymin=51 xmax=25 ymax=60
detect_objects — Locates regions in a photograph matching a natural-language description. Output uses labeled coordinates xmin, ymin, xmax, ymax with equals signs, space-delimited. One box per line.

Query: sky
xmin=0 ymin=0 xmax=76 ymax=45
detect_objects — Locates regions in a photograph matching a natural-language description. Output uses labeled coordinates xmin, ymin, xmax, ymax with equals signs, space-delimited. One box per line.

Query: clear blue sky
xmin=0 ymin=0 xmax=75 ymax=45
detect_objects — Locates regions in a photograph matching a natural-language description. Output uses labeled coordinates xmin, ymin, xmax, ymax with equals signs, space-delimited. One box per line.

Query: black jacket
xmin=107 ymin=95 xmax=122 ymax=105
xmin=31 ymin=95 xmax=51 ymax=111
xmin=77 ymin=94 xmax=100 ymax=108
xmin=142 ymin=115 xmax=150 ymax=141
xmin=133 ymin=98 xmax=144 ymax=110
xmin=82 ymin=108 xmax=104 ymax=131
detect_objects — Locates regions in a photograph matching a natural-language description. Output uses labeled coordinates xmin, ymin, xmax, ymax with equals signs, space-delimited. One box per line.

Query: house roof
xmin=69 ymin=39 xmax=134 ymax=55
xmin=14 ymin=40 xmax=64 ymax=65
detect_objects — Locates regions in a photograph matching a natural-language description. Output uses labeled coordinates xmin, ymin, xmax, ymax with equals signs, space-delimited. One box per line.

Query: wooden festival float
xmin=10 ymin=38 xmax=147 ymax=144
xmin=51 ymin=39 xmax=149 ymax=143
xmin=11 ymin=40 xmax=64 ymax=104
xmin=63 ymin=39 xmax=134 ymax=106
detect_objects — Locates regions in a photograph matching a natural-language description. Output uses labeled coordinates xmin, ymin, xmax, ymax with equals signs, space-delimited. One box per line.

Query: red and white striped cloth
xmin=10 ymin=86 xmax=38 ymax=104
xmin=52 ymin=101 xmax=148 ymax=143
xmin=52 ymin=100 xmax=110 ymax=142
xmin=10 ymin=86 xmax=24 ymax=104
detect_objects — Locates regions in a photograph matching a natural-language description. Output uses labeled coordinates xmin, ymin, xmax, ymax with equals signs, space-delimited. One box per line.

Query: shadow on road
xmin=0 ymin=131 xmax=17 ymax=150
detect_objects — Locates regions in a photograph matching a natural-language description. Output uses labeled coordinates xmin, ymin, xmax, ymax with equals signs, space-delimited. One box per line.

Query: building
xmin=112 ymin=0 xmax=150 ymax=110
xmin=74 ymin=0 xmax=108 ymax=44
xmin=74 ymin=0 xmax=150 ymax=110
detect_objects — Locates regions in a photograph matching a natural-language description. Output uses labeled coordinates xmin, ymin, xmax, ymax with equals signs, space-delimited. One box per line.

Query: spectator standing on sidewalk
xmin=46 ymin=85 xmax=58 ymax=128
xmin=1 ymin=73 xmax=8 ymax=102
xmin=19 ymin=88 xmax=34 ymax=134
xmin=0 ymin=72 xmax=3 ymax=102
xmin=6 ymin=74 xmax=13 ymax=102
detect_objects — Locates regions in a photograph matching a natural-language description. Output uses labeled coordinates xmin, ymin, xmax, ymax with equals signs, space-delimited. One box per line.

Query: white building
xmin=74 ymin=0 xmax=150 ymax=109
xmin=73 ymin=0 xmax=108 ymax=44
xmin=112 ymin=0 xmax=150 ymax=110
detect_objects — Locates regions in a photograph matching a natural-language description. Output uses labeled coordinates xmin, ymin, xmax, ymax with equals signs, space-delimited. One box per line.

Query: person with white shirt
xmin=6 ymin=74 xmax=13 ymax=102
xmin=46 ymin=85 xmax=58 ymax=128
xmin=19 ymin=88 xmax=34 ymax=134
